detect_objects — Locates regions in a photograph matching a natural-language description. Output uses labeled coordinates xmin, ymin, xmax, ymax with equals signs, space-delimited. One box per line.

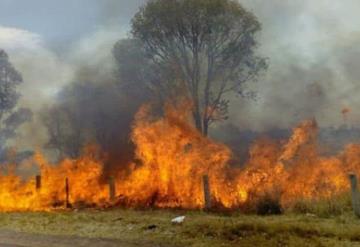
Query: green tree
xmin=130 ymin=0 xmax=267 ymax=136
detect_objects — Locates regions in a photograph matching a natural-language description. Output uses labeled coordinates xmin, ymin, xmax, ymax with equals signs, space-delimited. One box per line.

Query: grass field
xmin=0 ymin=208 xmax=360 ymax=246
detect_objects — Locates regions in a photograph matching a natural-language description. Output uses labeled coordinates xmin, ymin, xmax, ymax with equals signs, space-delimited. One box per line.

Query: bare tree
xmin=42 ymin=78 xmax=144 ymax=163
xmin=131 ymin=0 xmax=267 ymax=135
xmin=42 ymin=105 xmax=84 ymax=160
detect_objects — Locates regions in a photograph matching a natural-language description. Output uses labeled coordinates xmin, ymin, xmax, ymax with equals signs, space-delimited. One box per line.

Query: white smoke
xmin=0 ymin=24 xmax=126 ymax=151
xmin=225 ymin=0 xmax=360 ymax=131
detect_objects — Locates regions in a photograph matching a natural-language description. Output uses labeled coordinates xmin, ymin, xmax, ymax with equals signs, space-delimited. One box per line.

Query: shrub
xmin=255 ymin=194 xmax=283 ymax=215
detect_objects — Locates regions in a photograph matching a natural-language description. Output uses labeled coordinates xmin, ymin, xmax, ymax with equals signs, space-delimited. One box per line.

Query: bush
xmin=255 ymin=194 xmax=283 ymax=215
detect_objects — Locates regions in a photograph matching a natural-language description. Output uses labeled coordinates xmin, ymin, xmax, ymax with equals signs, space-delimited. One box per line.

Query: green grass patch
xmin=0 ymin=209 xmax=359 ymax=246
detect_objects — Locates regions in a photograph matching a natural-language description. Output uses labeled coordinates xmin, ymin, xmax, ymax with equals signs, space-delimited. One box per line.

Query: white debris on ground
xmin=171 ymin=216 xmax=186 ymax=224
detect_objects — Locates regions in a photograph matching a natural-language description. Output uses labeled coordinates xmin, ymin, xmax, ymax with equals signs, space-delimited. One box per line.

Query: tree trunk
xmin=203 ymin=118 xmax=209 ymax=137
xmin=193 ymin=109 xmax=203 ymax=134
xmin=349 ymin=174 xmax=360 ymax=217
xmin=192 ymin=89 xmax=203 ymax=134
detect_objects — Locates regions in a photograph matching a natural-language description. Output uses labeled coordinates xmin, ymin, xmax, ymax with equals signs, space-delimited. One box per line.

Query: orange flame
xmin=0 ymin=104 xmax=357 ymax=211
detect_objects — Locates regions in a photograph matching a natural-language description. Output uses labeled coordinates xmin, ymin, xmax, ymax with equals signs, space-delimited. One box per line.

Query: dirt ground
xmin=0 ymin=229 xmax=166 ymax=247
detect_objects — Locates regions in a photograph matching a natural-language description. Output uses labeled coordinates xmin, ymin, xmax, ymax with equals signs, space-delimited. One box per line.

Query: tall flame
xmin=0 ymin=104 xmax=357 ymax=211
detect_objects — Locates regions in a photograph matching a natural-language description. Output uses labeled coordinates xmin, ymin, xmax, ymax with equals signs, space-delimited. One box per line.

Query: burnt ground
xmin=0 ymin=230 xmax=164 ymax=247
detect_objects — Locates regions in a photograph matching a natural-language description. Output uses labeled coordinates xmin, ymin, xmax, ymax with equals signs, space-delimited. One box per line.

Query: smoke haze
xmin=230 ymin=0 xmax=360 ymax=130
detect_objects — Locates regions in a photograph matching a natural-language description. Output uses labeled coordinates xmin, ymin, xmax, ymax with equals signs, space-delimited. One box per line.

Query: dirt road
xmin=0 ymin=230 xmax=161 ymax=247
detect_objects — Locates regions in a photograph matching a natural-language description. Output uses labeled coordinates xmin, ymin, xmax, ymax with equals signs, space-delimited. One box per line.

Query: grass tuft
xmin=290 ymin=194 xmax=352 ymax=218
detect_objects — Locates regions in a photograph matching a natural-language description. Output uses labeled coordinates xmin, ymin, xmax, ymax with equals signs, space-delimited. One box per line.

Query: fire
xmin=117 ymin=104 xmax=234 ymax=208
xmin=0 ymin=146 xmax=108 ymax=211
xmin=0 ymin=104 xmax=358 ymax=211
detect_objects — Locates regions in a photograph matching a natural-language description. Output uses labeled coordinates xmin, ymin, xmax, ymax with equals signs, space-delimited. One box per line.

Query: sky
xmin=0 ymin=0 xmax=145 ymax=107
xmin=0 ymin=0 xmax=145 ymax=47
xmin=0 ymin=0 xmax=360 ymax=133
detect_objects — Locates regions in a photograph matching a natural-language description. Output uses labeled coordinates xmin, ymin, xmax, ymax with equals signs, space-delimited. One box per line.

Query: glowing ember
xmin=0 ymin=104 xmax=357 ymax=211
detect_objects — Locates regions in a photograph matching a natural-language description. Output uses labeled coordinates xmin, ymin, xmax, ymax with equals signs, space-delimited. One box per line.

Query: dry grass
xmin=290 ymin=194 xmax=352 ymax=218
xmin=0 ymin=208 xmax=359 ymax=246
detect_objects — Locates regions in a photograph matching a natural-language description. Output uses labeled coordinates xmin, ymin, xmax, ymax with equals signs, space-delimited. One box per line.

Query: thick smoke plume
xmin=228 ymin=0 xmax=360 ymax=131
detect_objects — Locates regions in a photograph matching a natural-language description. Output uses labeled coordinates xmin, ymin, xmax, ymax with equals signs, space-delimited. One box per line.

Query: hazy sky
xmin=0 ymin=0 xmax=145 ymax=48
xmin=0 ymin=0 xmax=360 ymax=132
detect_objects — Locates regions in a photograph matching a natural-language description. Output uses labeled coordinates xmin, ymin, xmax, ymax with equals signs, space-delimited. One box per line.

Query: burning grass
xmin=0 ymin=104 xmax=358 ymax=212
xmin=0 ymin=209 xmax=360 ymax=246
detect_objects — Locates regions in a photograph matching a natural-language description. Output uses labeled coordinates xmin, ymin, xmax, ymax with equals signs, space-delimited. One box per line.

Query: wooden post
xmin=65 ymin=178 xmax=71 ymax=208
xmin=35 ymin=175 xmax=41 ymax=191
xmin=109 ymin=176 xmax=116 ymax=202
xmin=203 ymin=175 xmax=211 ymax=210
xmin=349 ymin=173 xmax=360 ymax=217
